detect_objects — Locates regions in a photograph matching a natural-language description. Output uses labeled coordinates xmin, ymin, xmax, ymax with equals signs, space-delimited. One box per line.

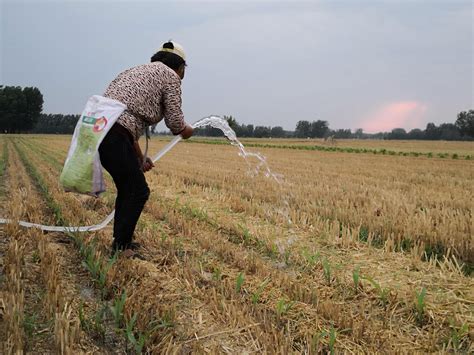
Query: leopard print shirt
xmin=104 ymin=62 xmax=186 ymax=140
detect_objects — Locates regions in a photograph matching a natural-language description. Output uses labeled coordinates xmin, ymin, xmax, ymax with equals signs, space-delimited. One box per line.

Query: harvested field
xmin=0 ymin=134 xmax=473 ymax=353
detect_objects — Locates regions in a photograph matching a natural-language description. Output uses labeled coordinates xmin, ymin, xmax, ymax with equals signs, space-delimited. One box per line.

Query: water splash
xmin=192 ymin=116 xmax=291 ymax=225
xmin=192 ymin=116 xmax=284 ymax=184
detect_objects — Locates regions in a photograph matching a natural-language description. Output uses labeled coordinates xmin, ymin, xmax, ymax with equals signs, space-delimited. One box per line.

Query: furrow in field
xmin=9 ymin=138 xmax=126 ymax=353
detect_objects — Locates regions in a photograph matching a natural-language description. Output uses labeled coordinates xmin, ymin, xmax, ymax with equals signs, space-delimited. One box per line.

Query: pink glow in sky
xmin=360 ymin=101 xmax=428 ymax=133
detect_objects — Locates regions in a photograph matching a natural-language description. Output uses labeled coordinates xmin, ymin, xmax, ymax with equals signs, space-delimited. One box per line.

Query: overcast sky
xmin=1 ymin=0 xmax=472 ymax=132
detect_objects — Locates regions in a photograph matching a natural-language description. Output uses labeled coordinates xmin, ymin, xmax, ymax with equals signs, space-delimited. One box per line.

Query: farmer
xmin=99 ymin=41 xmax=193 ymax=257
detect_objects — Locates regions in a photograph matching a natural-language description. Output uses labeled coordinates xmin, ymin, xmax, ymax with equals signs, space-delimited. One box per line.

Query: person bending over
xmin=99 ymin=41 xmax=193 ymax=257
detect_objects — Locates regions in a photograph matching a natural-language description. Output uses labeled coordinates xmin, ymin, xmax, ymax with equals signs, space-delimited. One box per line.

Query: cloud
xmin=359 ymin=101 xmax=428 ymax=133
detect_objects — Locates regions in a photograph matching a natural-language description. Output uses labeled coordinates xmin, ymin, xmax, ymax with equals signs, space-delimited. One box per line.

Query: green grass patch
xmin=0 ymin=139 xmax=9 ymax=196
xmin=184 ymin=138 xmax=465 ymax=159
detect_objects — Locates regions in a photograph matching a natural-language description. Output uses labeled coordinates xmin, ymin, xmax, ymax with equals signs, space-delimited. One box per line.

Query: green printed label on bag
xmin=81 ymin=115 xmax=108 ymax=133
xmin=82 ymin=115 xmax=97 ymax=124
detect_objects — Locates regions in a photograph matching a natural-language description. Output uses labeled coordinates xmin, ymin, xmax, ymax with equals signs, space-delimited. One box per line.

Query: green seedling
xmin=79 ymin=301 xmax=107 ymax=339
xmin=110 ymin=290 xmax=127 ymax=328
xmin=447 ymin=320 xmax=469 ymax=351
xmin=235 ymin=272 xmax=244 ymax=293
xmin=310 ymin=330 xmax=326 ymax=353
xmin=358 ymin=227 xmax=369 ymax=242
xmin=212 ymin=267 xmax=222 ymax=282
xmin=312 ymin=325 xmax=337 ymax=355
xmin=78 ymin=302 xmax=88 ymax=331
xmin=268 ymin=243 xmax=279 ymax=260
xmin=414 ymin=287 xmax=427 ymax=325
xmin=328 ymin=325 xmax=337 ymax=355
xmin=238 ymin=224 xmax=252 ymax=245
xmin=352 ymin=266 xmax=361 ymax=291
xmin=125 ymin=313 xmax=137 ymax=341
xmin=22 ymin=312 xmax=39 ymax=337
xmin=283 ymin=249 xmax=292 ymax=265
xmin=302 ymin=249 xmax=320 ymax=267
xmin=160 ymin=231 xmax=168 ymax=243
xmin=322 ymin=258 xmax=332 ymax=284
xmin=0 ymin=142 xmax=7 ymax=170
xmin=98 ymin=252 xmax=117 ymax=291
xmin=154 ymin=310 xmax=175 ymax=330
xmin=31 ymin=250 xmax=40 ymax=263
xmin=67 ymin=231 xmax=83 ymax=250
xmin=95 ymin=303 xmax=108 ymax=339
xmin=83 ymin=247 xmax=101 ymax=280
xmin=276 ymin=298 xmax=295 ymax=317
xmin=251 ymin=278 xmax=270 ymax=304
xmin=362 ymin=276 xmax=390 ymax=306
xmin=181 ymin=202 xmax=209 ymax=223
xmin=125 ymin=313 xmax=147 ymax=354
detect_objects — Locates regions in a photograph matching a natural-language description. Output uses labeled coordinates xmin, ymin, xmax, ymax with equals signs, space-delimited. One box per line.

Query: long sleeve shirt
xmin=104 ymin=62 xmax=186 ymax=140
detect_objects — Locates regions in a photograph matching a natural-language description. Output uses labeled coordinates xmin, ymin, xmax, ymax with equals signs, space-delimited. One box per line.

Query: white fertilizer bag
xmin=60 ymin=95 xmax=126 ymax=196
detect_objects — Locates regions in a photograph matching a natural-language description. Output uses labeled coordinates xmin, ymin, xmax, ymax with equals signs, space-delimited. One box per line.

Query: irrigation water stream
xmin=0 ymin=115 xmax=287 ymax=233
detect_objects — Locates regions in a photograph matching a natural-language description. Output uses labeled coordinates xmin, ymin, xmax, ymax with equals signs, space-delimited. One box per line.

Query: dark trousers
xmin=99 ymin=124 xmax=150 ymax=250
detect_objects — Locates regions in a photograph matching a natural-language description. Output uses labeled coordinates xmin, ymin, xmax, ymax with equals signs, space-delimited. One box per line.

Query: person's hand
xmin=180 ymin=124 xmax=194 ymax=139
xmin=143 ymin=157 xmax=154 ymax=172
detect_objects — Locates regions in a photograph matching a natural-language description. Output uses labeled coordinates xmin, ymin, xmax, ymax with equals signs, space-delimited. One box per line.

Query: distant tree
xmin=387 ymin=128 xmax=407 ymax=140
xmin=310 ymin=120 xmax=329 ymax=138
xmin=332 ymin=129 xmax=352 ymax=139
xmin=354 ymin=128 xmax=364 ymax=139
xmin=438 ymin=123 xmax=461 ymax=140
xmin=407 ymin=128 xmax=424 ymax=140
xmin=424 ymin=123 xmax=440 ymax=140
xmin=455 ymin=110 xmax=474 ymax=137
xmin=193 ymin=117 xmax=258 ymax=137
xmin=243 ymin=124 xmax=254 ymax=137
xmin=0 ymin=85 xmax=43 ymax=133
xmin=254 ymin=126 xmax=271 ymax=138
xmin=295 ymin=120 xmax=311 ymax=138
xmin=270 ymin=126 xmax=285 ymax=138
xmin=0 ymin=86 xmax=24 ymax=133
xmin=23 ymin=87 xmax=44 ymax=131
xmin=32 ymin=114 xmax=79 ymax=134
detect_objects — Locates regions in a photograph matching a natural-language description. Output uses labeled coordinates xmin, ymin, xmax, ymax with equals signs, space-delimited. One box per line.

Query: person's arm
xmin=162 ymin=79 xmax=194 ymax=139
xmin=178 ymin=124 xmax=193 ymax=139
xmin=133 ymin=140 xmax=154 ymax=172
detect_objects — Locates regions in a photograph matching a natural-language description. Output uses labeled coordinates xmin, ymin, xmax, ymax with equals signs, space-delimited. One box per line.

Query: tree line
xmin=31 ymin=114 xmax=80 ymax=134
xmin=188 ymin=112 xmax=474 ymax=140
xmin=1 ymin=86 xmax=473 ymax=140
xmin=0 ymin=86 xmax=43 ymax=133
